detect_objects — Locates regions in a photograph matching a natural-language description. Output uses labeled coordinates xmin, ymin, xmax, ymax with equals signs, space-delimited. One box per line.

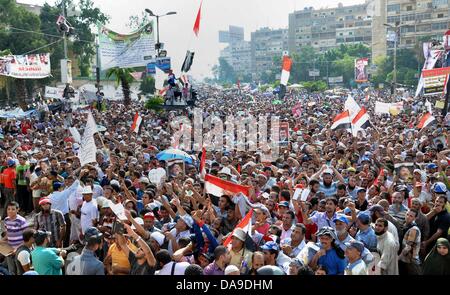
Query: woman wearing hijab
xmin=422 ymin=238 xmax=450 ymax=275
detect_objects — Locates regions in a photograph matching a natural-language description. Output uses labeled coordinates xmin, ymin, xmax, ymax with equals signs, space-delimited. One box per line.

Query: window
xmin=402 ymin=14 xmax=415 ymax=22
xmin=339 ymin=32 xmax=343 ymax=36
xmin=438 ymin=13 xmax=444 ymax=18
xmin=427 ymin=2 xmax=433 ymax=8
xmin=405 ymin=39 xmax=413 ymax=44
xmin=349 ymin=31 xmax=353 ymax=35
xmin=345 ymin=15 xmax=354 ymax=20
xmin=407 ymin=6 xmax=413 ymax=11
xmin=387 ymin=16 xmax=401 ymax=23
xmin=433 ymin=0 xmax=447 ymax=7
xmin=431 ymin=22 xmax=448 ymax=30
xmin=387 ymin=4 xmax=400 ymax=13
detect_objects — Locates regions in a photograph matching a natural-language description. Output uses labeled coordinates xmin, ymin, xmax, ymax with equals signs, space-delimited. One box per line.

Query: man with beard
xmin=347 ymin=176 xmax=362 ymax=201
xmin=374 ymin=218 xmax=399 ymax=275
xmin=33 ymin=197 xmax=66 ymax=248
xmin=203 ymin=245 xmax=231 ymax=275
xmin=389 ymin=192 xmax=408 ymax=226
xmin=398 ymin=209 xmax=422 ymax=275
xmin=311 ymin=165 xmax=345 ymax=197
xmin=368 ymin=205 xmax=399 ymax=246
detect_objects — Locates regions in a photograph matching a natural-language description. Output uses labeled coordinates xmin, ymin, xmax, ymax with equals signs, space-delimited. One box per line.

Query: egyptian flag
xmin=199 ymin=147 xmax=206 ymax=179
xmin=131 ymin=112 xmax=142 ymax=133
xmin=279 ymin=55 xmax=293 ymax=99
xmin=204 ymin=174 xmax=250 ymax=197
xmin=351 ymin=107 xmax=370 ymax=136
xmin=193 ymin=1 xmax=202 ymax=37
xmin=223 ymin=209 xmax=253 ymax=247
xmin=331 ymin=111 xmax=351 ymax=130
xmin=417 ymin=112 xmax=435 ymax=130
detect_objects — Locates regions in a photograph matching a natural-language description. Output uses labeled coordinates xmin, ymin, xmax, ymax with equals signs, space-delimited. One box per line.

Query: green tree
xmin=145 ymin=96 xmax=164 ymax=113
xmin=139 ymin=75 xmax=155 ymax=94
xmin=106 ymin=67 xmax=135 ymax=106
xmin=0 ymin=0 xmax=46 ymax=108
xmin=217 ymin=58 xmax=236 ymax=83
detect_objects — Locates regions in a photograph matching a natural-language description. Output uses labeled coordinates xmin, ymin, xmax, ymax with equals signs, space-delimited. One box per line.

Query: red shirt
xmin=3 ymin=167 xmax=16 ymax=189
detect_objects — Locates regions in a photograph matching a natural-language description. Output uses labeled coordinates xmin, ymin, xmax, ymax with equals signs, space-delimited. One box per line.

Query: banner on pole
xmin=98 ymin=22 xmax=155 ymax=70
xmin=0 ymin=53 xmax=51 ymax=79
xmin=355 ymin=58 xmax=369 ymax=83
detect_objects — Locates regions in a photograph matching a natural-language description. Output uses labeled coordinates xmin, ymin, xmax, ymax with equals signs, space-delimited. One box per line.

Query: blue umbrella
xmin=156 ymin=148 xmax=193 ymax=164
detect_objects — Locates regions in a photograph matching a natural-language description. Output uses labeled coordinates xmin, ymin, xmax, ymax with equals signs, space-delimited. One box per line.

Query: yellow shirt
xmin=229 ymin=247 xmax=253 ymax=271
xmin=108 ymin=241 xmax=138 ymax=272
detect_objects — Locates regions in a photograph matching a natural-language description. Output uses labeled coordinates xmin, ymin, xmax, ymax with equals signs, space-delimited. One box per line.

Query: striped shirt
xmin=4 ymin=215 xmax=28 ymax=249
xmin=34 ymin=210 xmax=66 ymax=247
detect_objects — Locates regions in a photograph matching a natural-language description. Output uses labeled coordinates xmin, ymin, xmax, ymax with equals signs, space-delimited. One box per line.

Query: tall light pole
xmin=384 ymin=23 xmax=402 ymax=97
xmin=145 ymin=9 xmax=177 ymax=57
xmin=62 ymin=0 xmax=68 ymax=59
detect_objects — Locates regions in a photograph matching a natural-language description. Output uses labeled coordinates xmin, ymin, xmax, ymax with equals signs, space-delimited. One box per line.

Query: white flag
xmin=344 ymin=95 xmax=361 ymax=120
xmin=69 ymin=127 xmax=81 ymax=144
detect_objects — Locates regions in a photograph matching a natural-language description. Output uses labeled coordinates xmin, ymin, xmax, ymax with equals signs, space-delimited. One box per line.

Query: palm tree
xmin=105 ymin=67 xmax=135 ymax=106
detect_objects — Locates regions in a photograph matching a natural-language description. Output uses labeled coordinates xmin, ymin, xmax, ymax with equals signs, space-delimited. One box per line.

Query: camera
xmin=111 ymin=221 xmax=125 ymax=235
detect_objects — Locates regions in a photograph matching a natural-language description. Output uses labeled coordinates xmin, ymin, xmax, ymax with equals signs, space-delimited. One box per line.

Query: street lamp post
xmin=145 ymin=9 xmax=177 ymax=57
xmin=384 ymin=23 xmax=402 ymax=98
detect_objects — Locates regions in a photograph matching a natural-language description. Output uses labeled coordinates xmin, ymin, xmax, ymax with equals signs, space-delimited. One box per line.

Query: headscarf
xmin=422 ymin=238 xmax=450 ymax=275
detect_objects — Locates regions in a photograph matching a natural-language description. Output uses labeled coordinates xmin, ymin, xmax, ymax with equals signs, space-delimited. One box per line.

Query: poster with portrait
xmin=355 ymin=58 xmax=369 ymax=83
xmin=0 ymin=53 xmax=51 ymax=79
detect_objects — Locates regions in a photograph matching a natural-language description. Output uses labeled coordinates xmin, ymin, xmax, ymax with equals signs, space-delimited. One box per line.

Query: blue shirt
xmin=310 ymin=212 xmax=338 ymax=230
xmin=319 ymin=181 xmax=338 ymax=197
xmin=31 ymin=246 xmax=63 ymax=275
xmin=318 ymin=248 xmax=346 ymax=275
xmin=355 ymin=227 xmax=378 ymax=252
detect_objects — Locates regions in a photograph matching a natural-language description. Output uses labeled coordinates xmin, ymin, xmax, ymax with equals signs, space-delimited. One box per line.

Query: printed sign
xmin=0 ymin=53 xmax=51 ymax=79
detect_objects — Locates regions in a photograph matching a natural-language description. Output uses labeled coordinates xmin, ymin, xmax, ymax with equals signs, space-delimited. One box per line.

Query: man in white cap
xmin=229 ymin=228 xmax=253 ymax=272
xmin=80 ymin=186 xmax=99 ymax=241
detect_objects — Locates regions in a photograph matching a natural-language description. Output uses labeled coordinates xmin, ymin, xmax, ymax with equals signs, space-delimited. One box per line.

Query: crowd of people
xmin=0 ymin=84 xmax=449 ymax=276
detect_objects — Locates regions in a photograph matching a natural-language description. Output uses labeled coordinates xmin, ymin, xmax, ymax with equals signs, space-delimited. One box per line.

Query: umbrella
xmin=272 ymin=100 xmax=283 ymax=105
xmin=156 ymin=148 xmax=193 ymax=164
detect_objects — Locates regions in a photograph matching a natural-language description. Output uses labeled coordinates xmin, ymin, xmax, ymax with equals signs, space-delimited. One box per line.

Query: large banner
xmin=355 ymin=58 xmax=369 ymax=83
xmin=422 ymin=67 xmax=450 ymax=96
xmin=98 ymin=22 xmax=155 ymax=70
xmin=0 ymin=53 xmax=51 ymax=79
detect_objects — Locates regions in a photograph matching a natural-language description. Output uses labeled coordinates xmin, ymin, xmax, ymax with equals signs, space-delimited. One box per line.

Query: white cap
xmin=218 ymin=167 xmax=233 ymax=177
xmin=131 ymin=217 xmax=144 ymax=230
xmin=224 ymin=265 xmax=240 ymax=275
xmin=150 ymin=231 xmax=165 ymax=246
xmin=81 ymin=186 xmax=93 ymax=195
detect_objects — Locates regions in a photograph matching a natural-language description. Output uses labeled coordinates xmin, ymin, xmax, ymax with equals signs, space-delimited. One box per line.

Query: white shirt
xmin=69 ymin=186 xmax=84 ymax=212
xmin=280 ymin=225 xmax=293 ymax=241
xmin=49 ymin=180 xmax=80 ymax=215
xmin=17 ymin=249 xmax=31 ymax=267
xmin=156 ymin=261 xmax=190 ymax=275
xmin=30 ymin=172 xmax=41 ymax=199
xmin=80 ymin=200 xmax=99 ymax=234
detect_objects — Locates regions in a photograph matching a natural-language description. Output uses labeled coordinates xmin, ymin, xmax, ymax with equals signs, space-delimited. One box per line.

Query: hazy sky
xmin=20 ymin=0 xmax=364 ymax=79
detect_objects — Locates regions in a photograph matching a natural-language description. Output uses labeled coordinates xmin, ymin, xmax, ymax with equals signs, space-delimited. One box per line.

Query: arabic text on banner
xmin=0 ymin=53 xmax=51 ymax=79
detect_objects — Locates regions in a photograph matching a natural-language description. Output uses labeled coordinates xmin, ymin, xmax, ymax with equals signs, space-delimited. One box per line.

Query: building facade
xmin=219 ymin=26 xmax=252 ymax=79
xmin=250 ymin=27 xmax=288 ymax=79
xmin=382 ymin=0 xmax=450 ymax=54
xmin=288 ymin=3 xmax=373 ymax=55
